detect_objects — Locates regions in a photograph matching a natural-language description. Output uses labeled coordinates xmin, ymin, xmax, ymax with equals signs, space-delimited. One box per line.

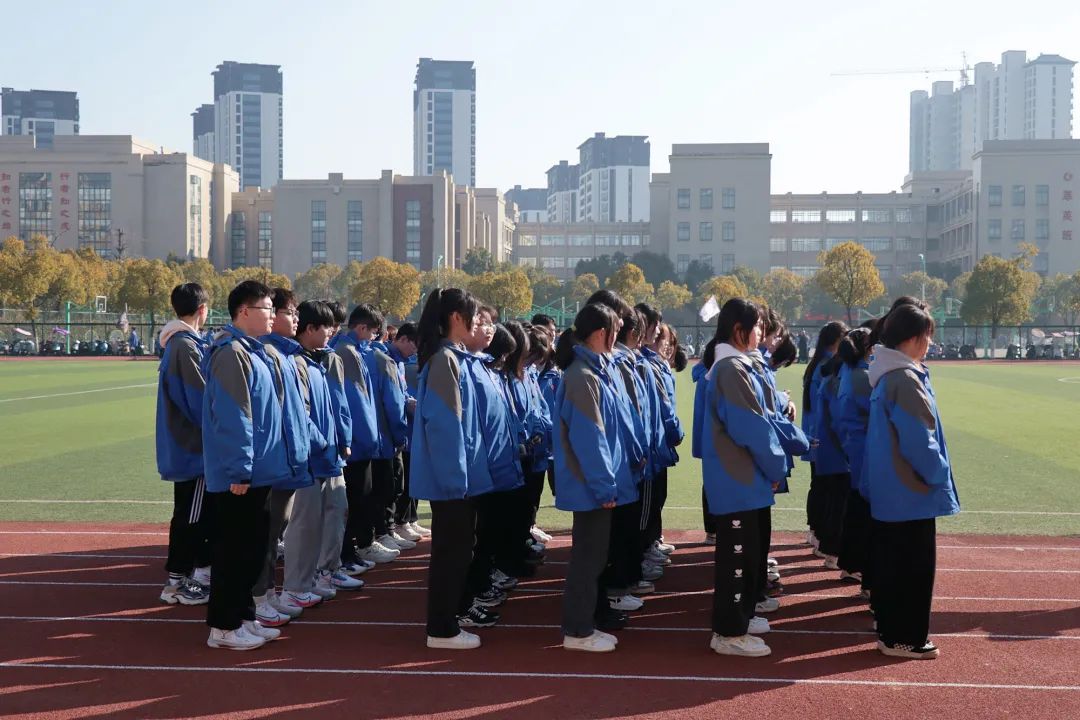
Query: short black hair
xmin=531 ymin=313 xmax=556 ymax=328
xmin=271 ymin=287 xmax=297 ymax=312
xmin=881 ymin=303 xmax=936 ymax=349
xmin=228 ymin=280 xmax=272 ymax=319
xmin=171 ymin=283 xmax=209 ymax=318
xmin=326 ymin=301 xmax=347 ymax=325
xmin=297 ymin=300 xmax=335 ymax=335
xmin=587 ymin=289 xmax=632 ymax=319
xmin=348 ymin=303 xmax=384 ymax=331
xmin=635 ymin=302 xmax=662 ymax=328
xmin=396 ymin=322 xmax=418 ymax=342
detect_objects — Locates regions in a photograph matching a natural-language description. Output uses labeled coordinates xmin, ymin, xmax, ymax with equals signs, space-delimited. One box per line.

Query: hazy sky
xmin=6 ymin=0 xmax=1080 ymax=194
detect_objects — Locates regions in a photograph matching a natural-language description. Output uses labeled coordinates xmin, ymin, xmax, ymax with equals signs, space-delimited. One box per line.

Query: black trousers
xmin=702 ymin=486 xmax=715 ymax=534
xmin=839 ymin=490 xmax=872 ymax=578
xmin=562 ymin=507 xmax=612 ymax=637
xmin=524 ymin=468 xmax=546 ymax=527
xmin=466 ymin=492 xmax=499 ymax=598
xmin=806 ymin=463 xmax=821 ymax=532
xmin=603 ymin=498 xmax=642 ymax=593
xmin=756 ymin=506 xmax=772 ymax=601
xmin=366 ymin=458 xmax=396 ymax=542
xmin=489 ymin=486 xmax=530 ymax=576
xmin=426 ymin=497 xmax=477 ymax=638
xmin=710 ymin=507 xmax=764 ymax=637
xmin=815 ymin=472 xmax=850 ymax=557
xmin=166 ymin=477 xmax=213 ymax=576
xmin=206 ymin=486 xmax=270 ymax=631
xmin=341 ymin=459 xmax=372 ymax=558
xmin=640 ymin=469 xmax=669 ymax=551
xmin=393 ymin=452 xmax=418 ymax=525
xmin=871 ymin=517 xmax=937 ymax=647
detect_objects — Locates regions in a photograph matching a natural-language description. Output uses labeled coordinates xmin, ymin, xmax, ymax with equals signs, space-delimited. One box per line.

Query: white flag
xmin=698 ymin=295 xmax=721 ymax=323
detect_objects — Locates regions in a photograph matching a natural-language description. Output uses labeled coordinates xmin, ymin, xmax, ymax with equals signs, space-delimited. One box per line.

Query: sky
xmin=6 ymin=0 xmax=1080 ymax=194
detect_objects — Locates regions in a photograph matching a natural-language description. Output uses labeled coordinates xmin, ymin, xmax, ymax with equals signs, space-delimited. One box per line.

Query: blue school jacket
xmin=260 ymin=334 xmax=314 ymax=490
xmin=865 ymin=348 xmax=960 ymax=522
xmin=525 ymin=365 xmax=553 ymax=472
xmin=156 ymin=326 xmax=206 ymax=481
xmin=637 ymin=350 xmax=674 ymax=473
xmin=642 ymin=347 xmax=684 ymax=452
xmin=813 ymin=366 xmax=849 ymax=475
xmin=836 ymin=361 xmax=872 ymax=495
xmin=691 ymin=360 xmax=708 ymax=460
xmin=801 ymin=351 xmax=832 ymax=462
xmin=294 ymin=350 xmax=346 ymax=479
xmin=701 ymin=349 xmax=788 ymax=516
xmin=553 ymin=346 xmax=639 ymax=511
xmin=321 ymin=351 xmax=352 ymax=467
xmin=748 ymin=351 xmax=808 ymax=493
xmin=202 ymin=326 xmax=296 ymax=493
xmin=361 ymin=343 xmax=409 ymax=459
xmin=463 ymin=354 xmax=525 ymax=492
xmin=333 ymin=332 xmax=381 ymax=461
xmin=612 ymin=344 xmax=652 ymax=481
xmin=410 ymin=341 xmax=494 ymax=500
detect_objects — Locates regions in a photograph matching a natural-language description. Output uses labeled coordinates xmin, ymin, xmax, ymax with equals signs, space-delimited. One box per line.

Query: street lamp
xmin=918 ymin=253 xmax=927 ymax=302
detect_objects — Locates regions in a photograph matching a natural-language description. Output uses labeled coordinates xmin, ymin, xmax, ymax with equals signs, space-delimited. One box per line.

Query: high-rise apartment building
xmin=192 ymin=104 xmax=215 ymax=162
xmin=2 ymin=88 xmax=79 ymax=150
xmin=505 ymin=185 xmax=547 ymax=223
xmin=546 ymin=160 xmax=579 ymax=223
xmin=209 ymin=61 xmax=283 ymax=190
xmin=576 ymin=133 xmax=650 ymax=222
xmin=413 ymin=58 xmax=476 ymax=186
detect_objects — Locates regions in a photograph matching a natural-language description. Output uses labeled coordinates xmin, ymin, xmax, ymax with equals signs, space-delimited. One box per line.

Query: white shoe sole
xmin=877 ymin=640 xmax=939 ymax=659
xmin=427 ymin=636 xmax=481 ymax=650
xmin=207 ymin=637 xmax=265 ymax=650
xmin=712 ymin=644 xmax=772 ymax=657
xmin=563 ymin=641 xmax=616 ymax=653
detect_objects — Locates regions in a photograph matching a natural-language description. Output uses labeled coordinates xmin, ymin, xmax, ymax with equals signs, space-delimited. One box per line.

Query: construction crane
xmin=832 ymin=52 xmax=972 ymax=86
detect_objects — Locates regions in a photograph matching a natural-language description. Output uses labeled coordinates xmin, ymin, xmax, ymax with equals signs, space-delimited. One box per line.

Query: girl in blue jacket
xmin=693 ymin=339 xmax=718 ymax=544
xmin=835 ymin=327 xmax=874 ymax=588
xmin=411 ymin=288 xmax=491 ymax=651
xmin=702 ymin=298 xmax=787 ymax=659
xmin=553 ymin=303 xmax=637 ymax=653
xmin=866 ymin=302 xmax=958 ymax=660
xmin=524 ymin=324 xmax=555 ymax=545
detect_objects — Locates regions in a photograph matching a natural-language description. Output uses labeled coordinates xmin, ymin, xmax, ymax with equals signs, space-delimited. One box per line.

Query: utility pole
xmin=115 ymin=228 xmax=126 ymax=260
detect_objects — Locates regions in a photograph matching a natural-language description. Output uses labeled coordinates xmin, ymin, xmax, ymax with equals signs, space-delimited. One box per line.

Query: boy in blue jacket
xmin=156 ymin=282 xmax=212 ymax=606
xmin=202 ymin=281 xmax=295 ymax=650
xmin=390 ymin=324 xmax=427 ymax=538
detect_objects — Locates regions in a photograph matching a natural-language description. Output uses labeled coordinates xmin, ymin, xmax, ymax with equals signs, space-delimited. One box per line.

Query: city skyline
xmin=2 ymin=1 xmax=1079 ymax=193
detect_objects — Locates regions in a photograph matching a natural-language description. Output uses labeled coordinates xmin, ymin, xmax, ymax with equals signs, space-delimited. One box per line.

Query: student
xmin=524 ymin=324 xmax=555 ymax=547
xmin=535 ymin=331 xmax=562 ymax=515
xmin=156 ymin=282 xmax=212 ymax=606
xmin=811 ymin=341 xmax=852 ymax=570
xmin=835 ymin=327 xmax=874 ymax=587
xmin=326 ymin=302 xmax=348 ymax=349
xmin=531 ymin=313 xmax=558 ymax=343
xmin=802 ymin=321 xmax=848 ymax=549
xmin=386 ymin=323 xmax=424 ymax=541
xmin=554 ymin=303 xmax=639 ymax=653
xmin=411 ymin=288 xmax=494 ymax=650
xmin=202 ymin=280 xmax=294 ymax=650
xmin=692 ymin=338 xmax=718 ymax=545
xmin=253 ymin=289 xmax=315 ymax=623
xmin=702 ymin=298 xmax=787 ymax=658
xmin=865 ymin=303 xmax=958 ymax=659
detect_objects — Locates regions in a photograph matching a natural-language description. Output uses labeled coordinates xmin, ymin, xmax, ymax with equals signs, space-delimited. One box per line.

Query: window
xmin=622 ymin=234 xmax=641 ymax=246
xmin=825 ymin=238 xmax=851 ymax=249
xmin=770 ymin=210 xmax=788 ymax=223
xmin=861 ymin=209 xmax=891 ymax=223
xmin=676 ymin=254 xmax=690 ymax=274
xmin=18 ymin=172 xmax=51 ymax=240
xmin=721 ymin=187 xmax=736 ymax=209
xmin=189 ymin=175 xmax=203 ymax=258
xmin=310 ymin=200 xmax=327 ymax=264
xmin=258 ymin=211 xmax=272 ymax=268
xmin=1036 ymin=218 xmax=1050 ymax=241
xmin=347 ymin=200 xmax=363 ymax=262
xmin=826 ymin=209 xmax=856 ymax=223
xmin=517 ymin=257 xmax=537 ymax=267
xmin=229 ymin=212 xmax=246 ymax=269
xmin=595 ymin=235 xmax=617 ymax=246
xmin=677 ymin=222 xmax=690 ymax=242
xmin=77 ymin=173 xmax=111 ymax=255
xmin=541 ymin=257 xmax=566 ymax=269
xmin=988 ymin=185 xmax=1002 ymax=207
xmin=568 ymin=256 xmax=592 ymax=268
xmin=699 ymin=222 xmax=713 ymax=242
xmin=569 ymin=234 xmax=591 ymax=246
xmin=721 ymin=221 xmax=735 ymax=242
xmin=769 ymin=238 xmax=786 ymax=252
xmin=876 ymin=265 xmax=892 ymax=280
xmin=721 ymin=254 xmax=735 ymax=273
xmin=894 ymin=208 xmax=913 ymax=223
xmin=791 ymin=209 xmax=821 ymax=223
xmin=518 ymin=234 xmax=537 ymax=246
xmin=700 ymin=188 xmax=713 ymax=209
xmin=790 ymin=238 xmax=822 ymax=252
xmin=1011 ymin=219 xmax=1025 ymax=240
xmin=895 ymin=237 xmax=920 ymax=251
xmin=677 ymin=188 xmax=691 ymax=209
xmin=791 ymin=266 xmax=819 ymax=277
xmin=699 ymin=253 xmax=714 ymax=269
xmin=1036 ymin=184 xmax=1050 ymax=207
xmin=1012 ymin=185 xmax=1026 ymax=207
xmin=405 ymin=200 xmax=421 ymax=265
xmin=540 ymin=234 xmax=565 ymax=246
xmin=861 ymin=237 xmax=891 ymax=251
xmin=988 ymin=218 xmax=1002 ymax=240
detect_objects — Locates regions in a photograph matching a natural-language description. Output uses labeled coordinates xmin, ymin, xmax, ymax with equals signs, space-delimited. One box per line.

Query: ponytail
xmin=554 ymin=303 xmax=618 ymax=370
xmin=803 ymin=320 xmax=848 ymax=410
xmin=417 ymin=287 xmax=478 ymax=369
xmin=838 ymin=327 xmax=873 ymax=367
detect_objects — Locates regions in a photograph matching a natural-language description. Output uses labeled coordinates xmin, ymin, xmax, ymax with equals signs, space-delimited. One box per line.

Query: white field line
xmin=666 ymin=505 xmax=1080 ymax=518
xmin=1 ymin=614 xmax=1076 ymax=643
xmin=0 ymin=660 xmax=1077 ymax=692
xmin=0 ymin=500 xmax=171 ymax=505
xmin=0 ymin=383 xmax=156 ymax=403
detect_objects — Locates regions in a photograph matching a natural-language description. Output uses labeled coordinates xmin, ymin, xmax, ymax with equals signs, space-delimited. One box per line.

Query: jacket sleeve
xmin=717 ymin=363 xmax=789 ymax=482
xmin=420 ymin=351 xmax=469 ymax=495
xmin=836 ymin=374 xmax=870 ymax=455
xmin=325 ymin=355 xmax=352 ymax=458
xmin=653 ymin=364 xmax=685 ymax=446
xmin=563 ymin=371 xmax=618 ymax=505
xmin=378 ymin=353 xmax=409 ymax=449
xmin=206 ymin=347 xmax=255 ymax=484
xmin=692 ymin=379 xmax=706 ymax=459
xmin=166 ymin=339 xmax=205 ymax=427
xmin=889 ymin=374 xmax=951 ymax=487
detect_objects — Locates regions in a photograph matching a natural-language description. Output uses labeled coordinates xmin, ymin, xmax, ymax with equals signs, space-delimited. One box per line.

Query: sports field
xmin=0 ymin=358 xmax=1078 ymax=536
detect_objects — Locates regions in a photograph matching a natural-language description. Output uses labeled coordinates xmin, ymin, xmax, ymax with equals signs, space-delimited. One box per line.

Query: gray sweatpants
xmin=562 ymin=507 xmax=612 ymax=638
xmin=252 ymin=488 xmax=295 ymax=599
xmin=283 ymin=475 xmax=347 ymax=593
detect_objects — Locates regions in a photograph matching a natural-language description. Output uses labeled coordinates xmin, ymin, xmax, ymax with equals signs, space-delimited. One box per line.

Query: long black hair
xmin=771 ymin=333 xmax=797 ymax=369
xmin=417 ymin=287 xmax=478 ymax=369
xmin=617 ymin=308 xmax=644 ymax=345
xmin=838 ymin=327 xmax=873 ymax=367
xmin=802 ymin=321 xmax=848 ymax=410
xmin=554 ymin=303 xmax=619 ymax=371
xmin=527 ymin=323 xmax=553 ymax=368
xmin=712 ymin=297 xmax=761 ymax=348
xmin=501 ymin=320 xmax=530 ymax=380
xmin=881 ymin=303 xmax=936 ymax=349
xmin=587 ymin=289 xmax=632 ymax=319
xmin=485 ymin=324 xmax=516 ymax=370
xmin=701 ymin=337 xmax=719 ymax=369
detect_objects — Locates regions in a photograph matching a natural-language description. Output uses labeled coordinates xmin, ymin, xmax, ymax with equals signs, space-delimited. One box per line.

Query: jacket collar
xmin=261 ymin=333 xmax=303 ymax=356
xmin=572 ymin=344 xmax=608 ymax=375
xmin=706 ymin=342 xmax=751 ymax=380
xmin=868 ymin=345 xmax=925 ymax=388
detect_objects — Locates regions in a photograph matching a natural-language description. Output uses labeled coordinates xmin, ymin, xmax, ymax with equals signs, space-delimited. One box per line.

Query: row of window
xmin=770 ymin=264 xmax=899 ymax=279
xmin=676 ymin=221 xmax=735 ymax=242
xmin=770 ymin=237 xmax=923 ymax=252
xmin=987 ymin=184 xmax=1051 ymax=208
xmin=986 ymin=218 xmax=1052 ymax=241
xmin=5 ymin=172 xmax=116 ymax=253
xmin=770 ymin=208 xmax=914 ymax=224
xmin=519 ymin=234 xmax=648 ymax=247
xmin=676 ymin=187 xmax=736 ymax=210
xmin=675 ymin=253 xmax=735 ymax=274
xmin=303 ymin=200 xmax=367 ymax=265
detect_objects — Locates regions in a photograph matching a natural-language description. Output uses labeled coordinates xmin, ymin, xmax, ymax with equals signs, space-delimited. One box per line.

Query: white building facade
xmin=2 ymin=88 xmax=79 ymax=150
xmin=576 ymin=133 xmax=650 ymax=223
xmin=413 ymin=59 xmax=476 ymax=187
xmin=210 ymin=62 xmax=283 ymax=190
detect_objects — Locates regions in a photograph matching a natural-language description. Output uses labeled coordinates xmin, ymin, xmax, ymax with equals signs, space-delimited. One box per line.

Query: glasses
xmin=276 ymin=309 xmax=299 ymax=318
xmin=246 ymin=305 xmax=274 ymax=313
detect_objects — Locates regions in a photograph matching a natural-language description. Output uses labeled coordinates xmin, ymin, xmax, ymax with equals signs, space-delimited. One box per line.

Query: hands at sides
xmin=230 ymin=483 xmax=249 ymax=495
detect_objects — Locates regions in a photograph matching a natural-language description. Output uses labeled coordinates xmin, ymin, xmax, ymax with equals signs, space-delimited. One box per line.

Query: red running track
xmin=0 ymin=522 xmax=1078 ymax=720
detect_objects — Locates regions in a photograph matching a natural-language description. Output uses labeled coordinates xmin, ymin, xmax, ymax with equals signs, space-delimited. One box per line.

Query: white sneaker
xmin=767 ymin=569 xmax=781 ymax=583
xmin=329 ymin=570 xmax=364 ymax=590
xmin=243 ymin=619 xmax=281 ymax=642
xmin=490 ymin=569 xmax=518 ymax=591
xmin=646 ymin=547 xmax=672 ymax=566
xmin=378 ymin=534 xmax=401 ymax=551
xmin=268 ymin=589 xmax=303 ymax=618
xmin=409 ymin=521 xmax=431 ymax=537
xmin=339 ymin=561 xmax=370 ymax=576
xmin=839 ymin=569 xmax=862 ymax=582
xmin=631 ymin=580 xmax=656 ymax=595
xmin=281 ymin=590 xmax=322 ymax=610
xmin=641 ymin=563 xmax=664 ymax=581
xmin=748 ymin=616 xmax=771 ymax=634
xmin=767 ymin=557 xmax=779 ymax=569
xmin=396 ymin=524 xmax=423 ymax=542
xmin=385 ymin=531 xmax=417 ymax=550
xmin=563 ymin=632 xmax=617 ymax=653
xmin=656 ymin=539 xmax=675 ymax=554
xmin=312 ymin=573 xmax=338 ymax=600
xmin=710 ymin=633 xmax=771 ymax=657
xmin=805 ymin=529 xmax=815 ymax=546
xmin=426 ymin=631 xmax=481 ymax=650
xmin=207 ymin=626 xmax=265 ymax=650
xmin=704 ymin=533 xmax=716 ymax=545
xmin=357 ymin=541 xmax=399 ymax=564
xmin=608 ymin=594 xmax=644 ymax=612
xmin=531 ymin=526 xmax=553 ymax=543
xmin=823 ymin=555 xmax=840 ymax=570
xmin=254 ymin=598 xmax=290 ymax=627
xmin=755 ymin=597 xmax=780 ymax=614
xmin=594 ymin=629 xmax=619 ymax=645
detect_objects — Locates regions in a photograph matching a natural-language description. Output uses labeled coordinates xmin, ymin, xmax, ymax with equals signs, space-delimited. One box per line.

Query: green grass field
xmin=1 ymin=359 xmax=1078 ymax=536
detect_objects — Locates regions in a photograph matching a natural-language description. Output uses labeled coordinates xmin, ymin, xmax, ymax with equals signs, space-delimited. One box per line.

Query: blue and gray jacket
xmin=463 ymin=353 xmax=525 ymax=492
xmin=508 ymin=371 xmax=552 ymax=473
xmin=836 ymin=361 xmax=872 ymax=495
xmin=360 ymin=343 xmax=409 ymax=459
xmin=813 ymin=362 xmax=849 ymax=476
xmin=260 ymin=333 xmax=314 ymax=490
xmin=642 ymin=346 xmax=684 ymax=460
xmin=322 ymin=350 xmax=352 ymax=467
xmin=691 ymin=360 xmax=708 ymax=460
xmin=612 ymin=343 xmax=652 ymax=482
xmin=333 ymin=331 xmax=380 ymax=461
xmin=801 ymin=351 xmax=832 ymax=462
xmin=553 ymin=346 xmax=639 ymax=511
xmin=637 ymin=349 xmax=674 ymax=472
xmin=410 ymin=341 xmax=494 ymax=500
xmin=156 ymin=322 xmax=207 ymax=481
xmin=748 ymin=350 xmax=809 ymax=493
xmin=295 ymin=349 xmax=347 ymax=479
xmin=865 ymin=347 xmax=960 ymax=522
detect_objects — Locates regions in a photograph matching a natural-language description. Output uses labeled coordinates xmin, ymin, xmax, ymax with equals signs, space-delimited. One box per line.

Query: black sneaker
xmin=458 ymin=604 xmax=499 ymax=628
xmin=594 ymin=609 xmax=628 ymax=632
xmin=474 ymin=587 xmax=506 ymax=608
xmin=877 ymin=640 xmax=939 ymax=660
xmin=175 ymin=578 xmax=209 ymax=606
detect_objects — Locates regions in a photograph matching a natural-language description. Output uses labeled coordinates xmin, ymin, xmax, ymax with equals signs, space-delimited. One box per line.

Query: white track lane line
xmin=665 ymin=505 xmax=1080 ymax=517
xmin=0 ymin=383 xmax=156 ymax=403
xmin=1 ymin=660 xmax=1077 ymax=692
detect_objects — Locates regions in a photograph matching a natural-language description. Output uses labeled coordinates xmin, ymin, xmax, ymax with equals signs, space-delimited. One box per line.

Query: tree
xmin=760 ymin=268 xmax=806 ymax=322
xmin=629 ymin=251 xmax=676 ymax=286
xmin=1033 ymin=273 xmax=1080 ymax=324
xmin=696 ymin=275 xmax=749 ymax=308
xmin=227 ymin=266 xmax=292 ymax=290
xmin=655 ymin=280 xmax=692 ymax=311
xmin=72 ymin=248 xmax=110 ymax=306
xmin=522 ymin=266 xmax=564 ymax=307
xmin=462 ymin=247 xmax=495 ymax=276
xmin=419 ymin=266 xmax=471 ymax=294
xmin=174 ymin=257 xmax=227 ymax=311
xmin=575 ymin=252 xmax=628 ymax=284
xmin=893 ymin=271 xmax=948 ymax=308
xmin=116 ymin=258 xmax=182 ymax=330
xmin=606 ymin=263 xmax=654 ymax=306
xmin=731 ymin=266 xmax=763 ymax=297
xmin=348 ymin=257 xmax=422 ymax=320
xmin=949 ymin=271 xmax=970 ymax=302
xmin=961 ymin=249 xmax=1041 ymax=350
xmin=0 ymin=237 xmax=57 ymax=317
xmin=815 ymin=241 xmax=885 ymax=324
xmin=333 ymin=261 xmax=364 ymax=301
xmin=570 ymin=273 xmax=600 ymax=305
xmin=469 ymin=269 xmax=533 ymax=316
xmin=682 ymin=260 xmax=714 ymax=294
xmin=294 ymin=263 xmax=343 ymax=302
